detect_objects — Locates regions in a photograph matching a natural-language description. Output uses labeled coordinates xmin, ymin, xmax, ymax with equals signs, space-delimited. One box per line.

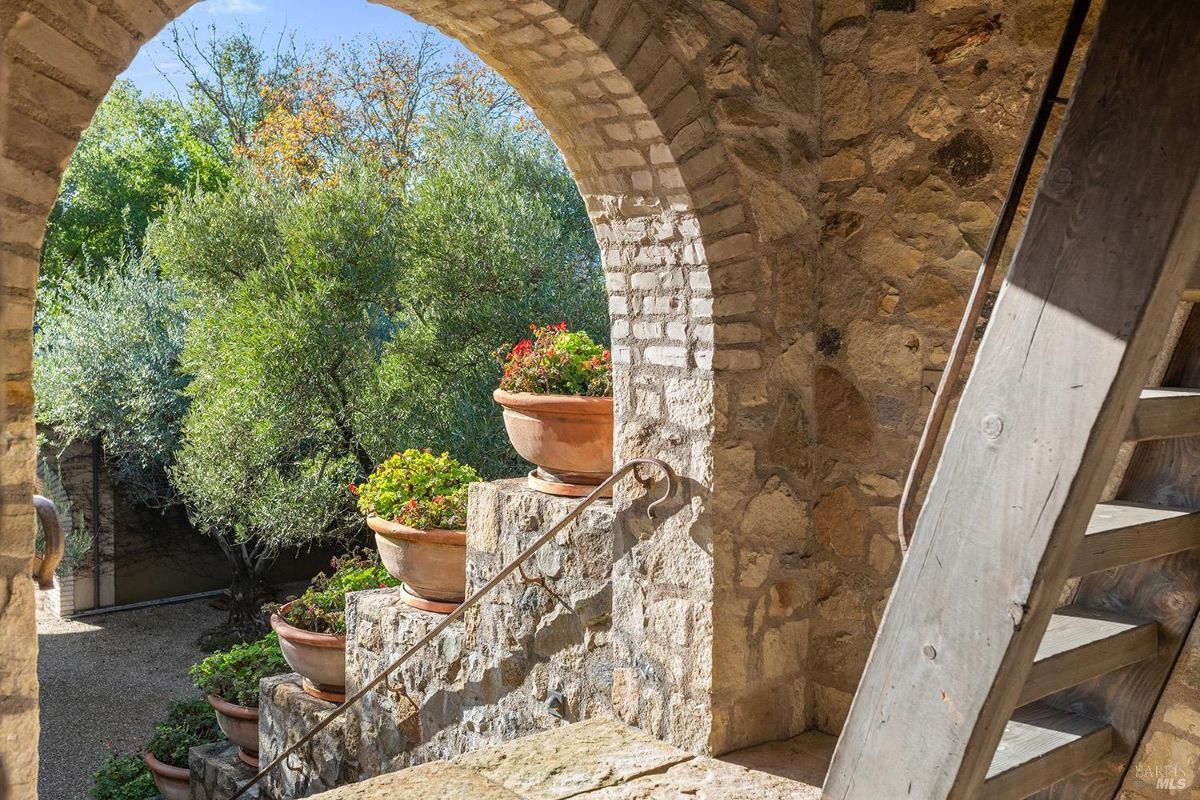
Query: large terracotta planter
xmin=493 ymin=390 xmax=613 ymax=495
xmin=207 ymin=694 xmax=259 ymax=768
xmin=143 ymin=751 xmax=189 ymax=800
xmin=270 ymin=601 xmax=346 ymax=702
xmin=368 ymin=515 xmax=466 ymax=614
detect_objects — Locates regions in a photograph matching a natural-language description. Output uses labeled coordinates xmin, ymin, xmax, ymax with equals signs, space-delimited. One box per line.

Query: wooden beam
xmin=1074 ymin=501 xmax=1200 ymax=575
xmin=1019 ymin=607 xmax=1157 ymax=706
xmin=822 ymin=3 xmax=1200 ymax=798
xmin=1126 ymin=388 xmax=1200 ymax=441
xmin=980 ymin=704 xmax=1111 ymax=800
xmin=1031 ymin=307 xmax=1200 ymax=799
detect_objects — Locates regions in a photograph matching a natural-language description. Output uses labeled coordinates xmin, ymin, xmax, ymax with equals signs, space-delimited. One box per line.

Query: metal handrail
xmin=230 ymin=457 xmax=676 ymax=799
xmin=897 ymin=0 xmax=1092 ymax=553
xmin=31 ymin=495 xmax=65 ymax=590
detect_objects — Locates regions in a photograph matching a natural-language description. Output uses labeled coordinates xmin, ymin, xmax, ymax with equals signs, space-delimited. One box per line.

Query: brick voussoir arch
xmin=0 ymin=0 xmax=774 ymax=793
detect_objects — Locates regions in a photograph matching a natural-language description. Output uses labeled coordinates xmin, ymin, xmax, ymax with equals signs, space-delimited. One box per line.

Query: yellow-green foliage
xmin=353 ymin=449 xmax=479 ymax=530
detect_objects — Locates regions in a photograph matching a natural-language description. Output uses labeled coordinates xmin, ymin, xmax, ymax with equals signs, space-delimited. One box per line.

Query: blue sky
xmin=119 ymin=0 xmax=463 ymax=96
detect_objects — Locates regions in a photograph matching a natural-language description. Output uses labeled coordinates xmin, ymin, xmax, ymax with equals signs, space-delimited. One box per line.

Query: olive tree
xmin=34 ymin=258 xmax=190 ymax=507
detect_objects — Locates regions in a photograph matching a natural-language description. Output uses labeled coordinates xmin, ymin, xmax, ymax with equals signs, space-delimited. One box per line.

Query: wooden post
xmin=823 ymin=2 xmax=1200 ymax=797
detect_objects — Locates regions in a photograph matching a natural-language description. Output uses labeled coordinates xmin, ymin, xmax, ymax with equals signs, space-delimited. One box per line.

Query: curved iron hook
xmin=631 ymin=458 xmax=675 ymax=519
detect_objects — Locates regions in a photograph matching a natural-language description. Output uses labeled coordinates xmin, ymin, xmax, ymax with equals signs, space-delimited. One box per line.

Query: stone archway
xmin=0 ymin=1 xmax=822 ymax=795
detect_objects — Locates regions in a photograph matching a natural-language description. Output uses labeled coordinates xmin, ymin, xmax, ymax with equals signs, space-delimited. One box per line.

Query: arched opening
xmin=3 ymin=1 xmax=825 ymax=796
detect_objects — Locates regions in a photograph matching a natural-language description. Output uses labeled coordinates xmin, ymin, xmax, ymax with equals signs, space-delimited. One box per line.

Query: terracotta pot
xmin=368 ymin=515 xmax=466 ymax=612
xmin=270 ymin=601 xmax=346 ymax=702
xmin=493 ymin=390 xmax=613 ymax=487
xmin=207 ymin=694 xmax=259 ymax=767
xmin=143 ymin=751 xmax=190 ymax=800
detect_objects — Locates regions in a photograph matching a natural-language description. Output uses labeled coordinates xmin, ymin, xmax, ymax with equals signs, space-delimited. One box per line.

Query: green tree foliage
xmin=380 ymin=115 xmax=606 ymax=472
xmin=40 ymin=82 xmax=229 ymax=296
xmin=34 ymin=259 xmax=190 ymax=506
xmin=37 ymin=27 xmax=605 ymax=632
xmin=148 ymin=123 xmax=603 ymax=604
xmin=150 ymin=167 xmax=406 ymax=552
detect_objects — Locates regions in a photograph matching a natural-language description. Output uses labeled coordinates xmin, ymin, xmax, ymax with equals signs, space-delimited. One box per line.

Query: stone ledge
xmin=259 ymin=674 xmax=357 ymax=799
xmin=189 ymin=741 xmax=259 ymax=800
xmin=304 ymin=718 xmax=827 ymax=800
xmin=577 ymin=756 xmax=823 ymax=799
xmin=301 ymin=761 xmax=522 ymax=800
xmin=455 ymin=717 xmax=691 ymax=800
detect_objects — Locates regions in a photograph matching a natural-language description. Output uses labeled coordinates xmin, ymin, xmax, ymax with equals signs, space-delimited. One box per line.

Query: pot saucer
xmin=399 ymin=583 xmax=460 ymax=614
xmin=301 ymin=678 xmax=345 ymax=704
xmin=527 ymin=469 xmax=613 ymax=498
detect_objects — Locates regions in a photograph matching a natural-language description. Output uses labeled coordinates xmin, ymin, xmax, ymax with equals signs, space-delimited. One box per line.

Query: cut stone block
xmin=301 ymin=761 xmax=521 ymax=800
xmin=189 ymin=741 xmax=259 ymax=800
xmin=259 ymin=674 xmax=357 ymax=799
xmin=455 ymin=717 xmax=692 ymax=799
xmin=576 ymin=756 xmax=824 ymax=799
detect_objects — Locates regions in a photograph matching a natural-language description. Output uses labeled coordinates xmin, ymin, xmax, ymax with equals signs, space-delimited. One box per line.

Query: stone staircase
xmin=192 ymin=479 xmax=618 ymax=799
xmin=305 ymin=717 xmax=825 ymax=800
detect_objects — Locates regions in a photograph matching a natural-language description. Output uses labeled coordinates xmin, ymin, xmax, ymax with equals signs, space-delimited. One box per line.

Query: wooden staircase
xmin=823 ymin=2 xmax=1200 ymax=798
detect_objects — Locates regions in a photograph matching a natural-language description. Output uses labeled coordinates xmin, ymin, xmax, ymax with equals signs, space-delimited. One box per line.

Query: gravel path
xmin=38 ymin=596 xmax=227 ymax=799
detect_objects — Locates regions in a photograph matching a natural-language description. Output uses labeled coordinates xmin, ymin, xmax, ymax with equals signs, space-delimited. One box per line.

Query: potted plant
xmin=267 ymin=552 xmax=399 ymax=702
xmin=91 ymin=751 xmax=157 ymax=800
xmin=142 ymin=698 xmax=223 ymax=800
xmin=189 ymin=633 xmax=289 ymax=767
xmin=494 ymin=323 xmax=613 ymax=496
xmin=353 ymin=449 xmax=480 ymax=613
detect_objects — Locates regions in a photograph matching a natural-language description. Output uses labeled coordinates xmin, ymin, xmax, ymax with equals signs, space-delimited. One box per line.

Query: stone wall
xmin=806 ymin=0 xmax=1082 ymax=733
xmin=5 ymin=1 xmax=1194 ymax=796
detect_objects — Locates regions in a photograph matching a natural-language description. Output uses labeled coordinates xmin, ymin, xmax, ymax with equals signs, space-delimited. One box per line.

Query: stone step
xmin=259 ymin=479 xmax=618 ymax=794
xmin=258 ymin=674 xmax=358 ymax=798
xmin=306 ymin=718 xmax=824 ymax=800
xmin=189 ymin=741 xmax=259 ymax=800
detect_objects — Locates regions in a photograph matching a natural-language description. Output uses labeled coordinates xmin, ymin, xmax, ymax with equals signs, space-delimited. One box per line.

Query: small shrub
xmin=90 ymin=752 xmax=156 ymax=800
xmin=146 ymin=697 xmax=223 ymax=769
xmin=352 ymin=449 xmax=480 ymax=530
xmin=496 ymin=323 xmax=611 ymax=397
xmin=267 ymin=550 xmax=398 ymax=635
xmin=189 ymin=632 xmax=289 ymax=707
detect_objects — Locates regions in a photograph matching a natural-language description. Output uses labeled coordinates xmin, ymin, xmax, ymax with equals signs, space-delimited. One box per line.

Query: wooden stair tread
xmin=982 ymin=704 xmax=1111 ymax=800
xmin=1127 ymin=387 xmax=1200 ymax=441
xmin=1075 ymin=501 xmax=1200 ymax=574
xmin=1021 ymin=606 xmax=1158 ymax=705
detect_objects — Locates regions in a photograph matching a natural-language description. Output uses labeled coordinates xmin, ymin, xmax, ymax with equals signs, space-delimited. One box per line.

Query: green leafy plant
xmin=497 ymin=323 xmax=611 ymax=397
xmin=146 ymin=697 xmax=223 ymax=769
xmin=189 ymin=632 xmax=289 ymax=707
xmin=90 ymin=752 xmax=156 ymax=800
xmin=267 ymin=550 xmax=398 ymax=635
xmin=353 ymin=449 xmax=479 ymax=530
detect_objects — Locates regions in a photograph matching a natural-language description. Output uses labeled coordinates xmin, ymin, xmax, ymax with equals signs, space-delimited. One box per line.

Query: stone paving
xmin=308 ymin=718 xmax=827 ymax=800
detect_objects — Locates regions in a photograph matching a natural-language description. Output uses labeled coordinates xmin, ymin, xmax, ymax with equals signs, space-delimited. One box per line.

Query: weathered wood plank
xmin=1033 ymin=308 xmax=1200 ymax=799
xmin=823 ymin=3 xmax=1200 ymax=798
xmin=981 ymin=704 xmax=1111 ymax=800
xmin=1019 ymin=607 xmax=1157 ymax=706
xmin=1074 ymin=501 xmax=1200 ymax=575
xmin=1126 ymin=388 xmax=1200 ymax=441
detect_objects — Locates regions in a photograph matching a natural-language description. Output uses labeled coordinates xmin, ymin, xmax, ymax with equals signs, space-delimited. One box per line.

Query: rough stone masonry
xmin=5 ymin=1 xmax=1200 ymax=798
